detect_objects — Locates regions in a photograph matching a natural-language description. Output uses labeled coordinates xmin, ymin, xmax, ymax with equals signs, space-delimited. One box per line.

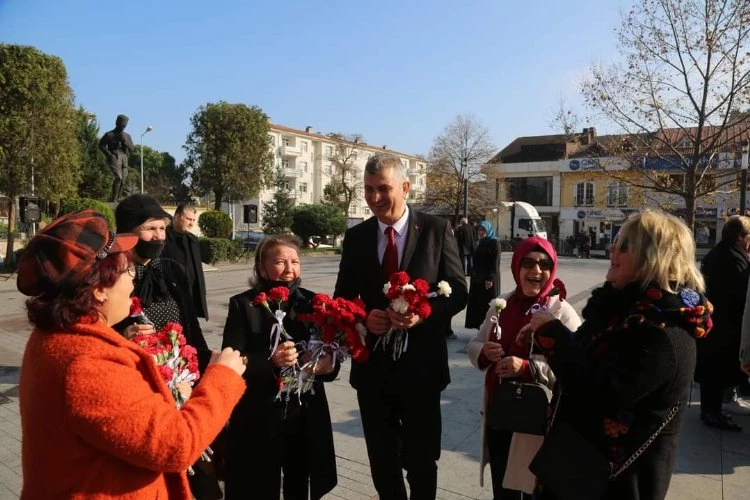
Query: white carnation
xmin=383 ymin=282 xmax=391 ymax=294
xmin=401 ymin=283 xmax=416 ymax=292
xmin=490 ymin=297 xmax=507 ymax=311
xmin=391 ymin=297 xmax=409 ymax=314
xmin=436 ymin=280 xmax=452 ymax=297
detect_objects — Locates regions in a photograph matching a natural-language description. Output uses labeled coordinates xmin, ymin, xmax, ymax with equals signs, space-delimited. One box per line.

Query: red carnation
xmin=269 ymin=286 xmax=290 ymax=302
xmin=352 ymin=346 xmax=369 ymax=363
xmin=551 ymin=278 xmax=567 ymax=300
xmin=158 ymin=365 xmax=174 ymax=382
xmin=130 ymin=297 xmax=143 ymax=316
xmin=390 ymin=271 xmax=410 ymax=286
xmin=413 ymin=279 xmax=430 ymax=295
xmin=253 ymin=292 xmax=268 ymax=305
xmin=415 ymin=301 xmax=432 ymax=319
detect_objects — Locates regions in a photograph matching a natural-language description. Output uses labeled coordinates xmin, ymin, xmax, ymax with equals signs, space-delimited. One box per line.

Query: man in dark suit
xmin=334 ymin=153 xmax=468 ymax=499
xmin=162 ymin=203 xmax=209 ymax=320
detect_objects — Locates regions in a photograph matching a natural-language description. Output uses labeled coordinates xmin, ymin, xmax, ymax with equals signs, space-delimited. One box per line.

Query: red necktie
xmin=383 ymin=226 xmax=399 ymax=278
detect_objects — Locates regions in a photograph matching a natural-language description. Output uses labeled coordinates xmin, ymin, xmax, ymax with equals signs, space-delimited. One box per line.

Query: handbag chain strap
xmin=611 ymin=403 xmax=681 ymax=479
xmin=547 ymin=389 xmax=681 ymax=480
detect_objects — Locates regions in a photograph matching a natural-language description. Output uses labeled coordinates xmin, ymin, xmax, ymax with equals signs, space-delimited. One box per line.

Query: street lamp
xmin=140 ymin=125 xmax=153 ymax=193
xmin=741 ymin=141 xmax=749 ymax=215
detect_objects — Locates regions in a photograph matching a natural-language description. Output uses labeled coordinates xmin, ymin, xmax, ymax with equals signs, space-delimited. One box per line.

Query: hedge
xmin=199 ymin=237 xmax=244 ymax=264
xmin=59 ymin=198 xmax=116 ymax=228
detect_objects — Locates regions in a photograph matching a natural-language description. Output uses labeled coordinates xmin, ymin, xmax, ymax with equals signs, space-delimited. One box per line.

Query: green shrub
xmin=0 ymin=222 xmax=20 ymax=239
xmin=59 ymin=198 xmax=115 ymax=228
xmin=198 ymin=210 xmax=233 ymax=238
xmin=198 ymin=237 xmax=230 ymax=264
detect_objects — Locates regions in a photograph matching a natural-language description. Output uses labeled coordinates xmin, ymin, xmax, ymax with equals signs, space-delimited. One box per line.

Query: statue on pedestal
xmin=99 ymin=114 xmax=134 ymax=202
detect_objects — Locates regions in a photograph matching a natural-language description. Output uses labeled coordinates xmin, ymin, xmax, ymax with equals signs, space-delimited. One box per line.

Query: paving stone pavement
xmin=0 ymin=255 xmax=748 ymax=499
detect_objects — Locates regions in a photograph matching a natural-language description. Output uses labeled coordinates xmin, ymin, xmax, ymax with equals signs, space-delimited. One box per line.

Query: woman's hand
xmin=494 ymin=356 xmax=525 ymax=378
xmin=481 ymin=341 xmax=504 ymax=363
xmin=175 ymin=381 xmax=193 ymax=399
xmin=302 ymin=350 xmax=335 ymax=375
xmin=209 ymin=347 xmax=247 ymax=376
xmin=527 ymin=310 xmax=556 ymax=332
xmin=124 ymin=323 xmax=155 ymax=340
xmin=270 ymin=341 xmax=298 ymax=368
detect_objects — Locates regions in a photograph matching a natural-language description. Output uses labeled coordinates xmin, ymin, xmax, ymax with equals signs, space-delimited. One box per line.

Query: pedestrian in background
xmin=163 ymin=203 xmax=209 ymax=320
xmin=465 ymin=220 xmax=501 ymax=329
xmin=455 ymin=217 xmax=478 ymax=276
xmin=698 ymin=215 xmax=750 ymax=430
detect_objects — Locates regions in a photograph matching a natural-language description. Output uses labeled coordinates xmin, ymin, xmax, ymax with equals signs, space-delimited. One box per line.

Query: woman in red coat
xmin=16 ymin=209 xmax=247 ymax=499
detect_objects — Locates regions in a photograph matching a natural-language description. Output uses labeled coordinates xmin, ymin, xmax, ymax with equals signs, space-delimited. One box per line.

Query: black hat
xmin=115 ymin=194 xmax=172 ymax=232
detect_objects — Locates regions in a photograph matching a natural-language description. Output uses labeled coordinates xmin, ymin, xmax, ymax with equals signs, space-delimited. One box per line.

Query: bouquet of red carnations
xmin=298 ymin=293 xmax=370 ymax=365
xmin=378 ymin=271 xmax=452 ymax=360
xmin=253 ymin=286 xmax=293 ymax=358
xmin=131 ymin=320 xmax=200 ymax=408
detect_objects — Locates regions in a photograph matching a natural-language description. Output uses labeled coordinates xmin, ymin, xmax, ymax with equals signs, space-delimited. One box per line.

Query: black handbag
xmin=529 ymin=394 xmax=681 ymax=500
xmin=487 ymin=379 xmax=552 ymax=435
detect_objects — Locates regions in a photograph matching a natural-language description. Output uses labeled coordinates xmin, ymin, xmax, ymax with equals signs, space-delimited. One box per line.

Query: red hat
xmin=17 ymin=209 xmax=138 ymax=296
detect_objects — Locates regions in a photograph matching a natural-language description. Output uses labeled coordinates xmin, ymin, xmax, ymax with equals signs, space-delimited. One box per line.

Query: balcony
xmin=284 ymin=168 xmax=303 ymax=178
xmin=280 ymin=145 xmax=302 ymax=158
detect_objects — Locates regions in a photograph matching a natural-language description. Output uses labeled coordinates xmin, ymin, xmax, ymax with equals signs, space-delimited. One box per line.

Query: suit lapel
xmin=401 ymin=208 xmax=422 ymax=272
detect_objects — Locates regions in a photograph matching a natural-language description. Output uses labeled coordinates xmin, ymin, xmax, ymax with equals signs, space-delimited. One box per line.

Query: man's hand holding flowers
xmin=271 ymin=341 xmax=299 ymax=368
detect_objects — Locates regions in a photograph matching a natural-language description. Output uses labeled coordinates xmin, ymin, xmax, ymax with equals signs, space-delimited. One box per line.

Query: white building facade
xmin=228 ymin=124 xmax=427 ymax=230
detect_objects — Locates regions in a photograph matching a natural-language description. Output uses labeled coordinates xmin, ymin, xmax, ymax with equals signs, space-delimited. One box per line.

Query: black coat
xmin=114 ymin=257 xmax=211 ymax=372
xmin=535 ymin=282 xmax=711 ymax=500
xmin=697 ymin=240 xmax=750 ymax=386
xmin=455 ymin=223 xmax=477 ymax=256
xmin=334 ymin=208 xmax=468 ymax=392
xmin=163 ymin=226 xmax=208 ymax=320
xmin=465 ymin=237 xmax=501 ymax=328
xmin=221 ymin=286 xmax=338 ymax=500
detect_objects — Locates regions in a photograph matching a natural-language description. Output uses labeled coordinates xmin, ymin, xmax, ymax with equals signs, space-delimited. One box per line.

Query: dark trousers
xmin=460 ymin=252 xmax=474 ymax=275
xmin=700 ymin=380 xmax=725 ymax=416
xmin=486 ymin=427 xmax=532 ymax=500
xmin=224 ymin=413 xmax=310 ymax=500
xmin=357 ymin=387 xmax=442 ymax=500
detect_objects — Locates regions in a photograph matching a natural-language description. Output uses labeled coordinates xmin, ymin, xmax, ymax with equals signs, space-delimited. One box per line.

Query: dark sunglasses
xmin=519 ymin=257 xmax=554 ymax=271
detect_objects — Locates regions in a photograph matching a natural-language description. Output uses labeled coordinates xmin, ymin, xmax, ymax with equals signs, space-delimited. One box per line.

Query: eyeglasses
xmin=121 ymin=266 xmax=136 ymax=277
xmin=519 ymin=257 xmax=554 ymax=271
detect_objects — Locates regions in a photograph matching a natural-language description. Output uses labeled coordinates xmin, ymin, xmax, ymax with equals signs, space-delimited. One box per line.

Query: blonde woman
xmin=528 ymin=209 xmax=713 ymax=500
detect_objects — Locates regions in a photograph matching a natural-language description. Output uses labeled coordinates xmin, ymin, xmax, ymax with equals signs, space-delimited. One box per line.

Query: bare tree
xmin=322 ymin=133 xmax=364 ymax=215
xmin=578 ymin=0 xmax=750 ymax=230
xmin=425 ymin=114 xmax=496 ymax=220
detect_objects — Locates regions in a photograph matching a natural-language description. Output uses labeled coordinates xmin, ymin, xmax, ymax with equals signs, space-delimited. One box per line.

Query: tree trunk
xmin=684 ymin=193 xmax=696 ymax=235
xmin=213 ymin=189 xmax=223 ymax=211
xmin=4 ymin=201 xmax=17 ymax=268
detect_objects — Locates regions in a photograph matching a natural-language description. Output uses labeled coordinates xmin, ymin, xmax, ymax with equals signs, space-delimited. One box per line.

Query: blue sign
xmin=569 ymin=160 xmax=580 ymax=171
xmin=577 ymin=210 xmax=586 ymax=219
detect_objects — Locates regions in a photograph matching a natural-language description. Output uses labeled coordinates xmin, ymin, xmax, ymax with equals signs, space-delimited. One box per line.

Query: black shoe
xmin=701 ymin=412 xmax=743 ymax=431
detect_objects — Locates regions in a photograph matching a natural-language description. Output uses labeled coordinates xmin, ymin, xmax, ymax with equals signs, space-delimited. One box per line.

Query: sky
xmin=0 ymin=0 xmax=626 ymax=163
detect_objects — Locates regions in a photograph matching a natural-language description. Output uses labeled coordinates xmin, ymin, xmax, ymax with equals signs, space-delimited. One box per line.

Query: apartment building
xmin=228 ymin=124 xmax=427 ymax=229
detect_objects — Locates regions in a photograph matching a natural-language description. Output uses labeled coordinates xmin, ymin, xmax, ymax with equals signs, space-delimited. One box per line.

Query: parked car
xmin=233 ymin=231 xmax=266 ymax=251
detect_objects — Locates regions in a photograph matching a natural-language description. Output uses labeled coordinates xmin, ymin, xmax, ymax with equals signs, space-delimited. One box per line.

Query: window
xmin=325 ymin=146 xmax=333 ymax=156
xmin=299 ymin=161 xmax=308 ymax=173
xmin=283 ymin=138 xmax=290 ymax=147
xmin=300 ymin=142 xmax=308 ymax=153
xmin=351 ymin=151 xmax=358 ymax=161
xmin=325 ymin=163 xmax=332 ymax=175
xmin=506 ymin=177 xmax=553 ymax=206
xmin=268 ymin=135 xmax=275 ymax=145
xmin=282 ymin=160 xmax=289 ymax=169
xmin=575 ymin=182 xmax=595 ymax=206
xmin=655 ymin=173 xmax=684 ymax=190
xmin=607 ymin=182 xmax=628 ymax=206
xmin=299 ymin=182 xmax=307 ymax=193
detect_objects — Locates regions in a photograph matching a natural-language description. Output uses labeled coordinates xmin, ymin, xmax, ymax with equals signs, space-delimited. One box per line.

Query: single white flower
xmin=383 ymin=282 xmax=392 ymax=294
xmin=436 ymin=280 xmax=452 ymax=297
xmin=490 ymin=297 xmax=507 ymax=312
xmin=401 ymin=283 xmax=416 ymax=292
xmin=391 ymin=296 xmax=409 ymax=314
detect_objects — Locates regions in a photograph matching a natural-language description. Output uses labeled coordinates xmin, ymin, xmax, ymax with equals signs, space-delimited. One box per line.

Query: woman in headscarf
xmin=465 ymin=220 xmax=502 ymax=329
xmin=468 ymin=236 xmax=581 ymax=499
xmin=16 ymin=209 xmax=246 ymax=499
